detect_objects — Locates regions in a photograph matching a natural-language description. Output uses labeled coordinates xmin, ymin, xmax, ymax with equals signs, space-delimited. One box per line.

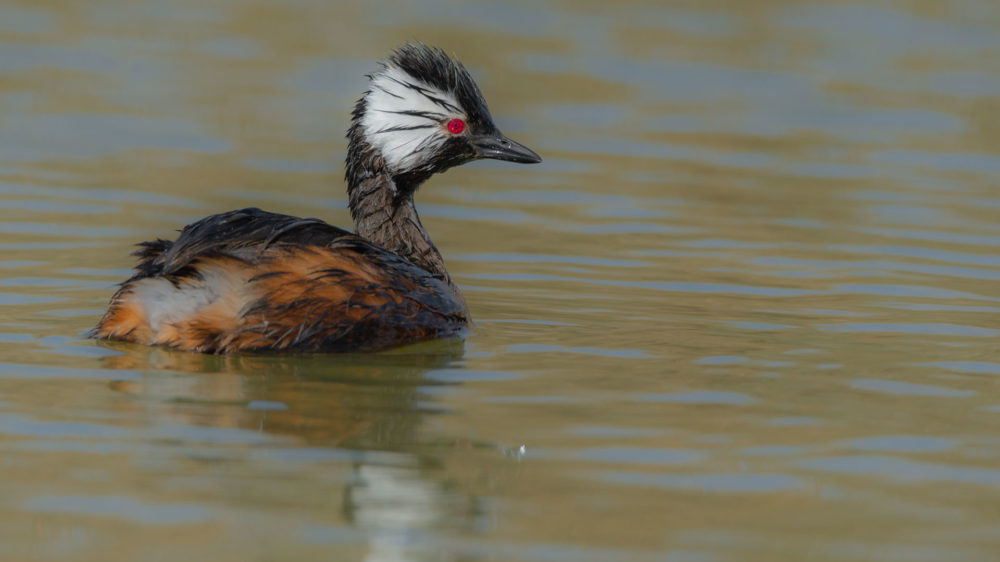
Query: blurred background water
xmin=1 ymin=0 xmax=1000 ymax=560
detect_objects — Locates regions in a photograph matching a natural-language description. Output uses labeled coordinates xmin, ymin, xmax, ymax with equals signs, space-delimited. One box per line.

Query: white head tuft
xmin=361 ymin=65 xmax=465 ymax=172
xmin=347 ymin=44 xmax=538 ymax=194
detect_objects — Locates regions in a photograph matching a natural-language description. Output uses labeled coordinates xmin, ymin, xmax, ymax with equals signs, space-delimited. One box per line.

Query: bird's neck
xmin=346 ymin=142 xmax=459 ymax=298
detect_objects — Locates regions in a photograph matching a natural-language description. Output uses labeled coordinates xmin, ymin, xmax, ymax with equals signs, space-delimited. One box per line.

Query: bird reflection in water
xmin=98 ymin=340 xmax=520 ymax=560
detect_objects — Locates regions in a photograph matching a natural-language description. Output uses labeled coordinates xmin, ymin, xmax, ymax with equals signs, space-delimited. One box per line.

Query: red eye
xmin=447 ymin=119 xmax=465 ymax=134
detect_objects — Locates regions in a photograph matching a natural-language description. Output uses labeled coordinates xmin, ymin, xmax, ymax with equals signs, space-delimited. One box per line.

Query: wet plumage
xmin=93 ymin=44 xmax=540 ymax=353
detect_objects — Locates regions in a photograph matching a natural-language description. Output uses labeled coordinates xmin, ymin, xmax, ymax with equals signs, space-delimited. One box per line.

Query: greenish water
xmin=2 ymin=1 xmax=1000 ymax=560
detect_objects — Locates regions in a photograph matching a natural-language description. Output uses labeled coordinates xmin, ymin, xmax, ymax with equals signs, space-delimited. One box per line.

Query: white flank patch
xmin=361 ymin=66 xmax=464 ymax=172
xmin=132 ymin=266 xmax=246 ymax=333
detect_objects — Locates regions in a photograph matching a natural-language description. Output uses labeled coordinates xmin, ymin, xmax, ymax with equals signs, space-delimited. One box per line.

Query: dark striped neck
xmin=347 ymin=157 xmax=459 ymax=304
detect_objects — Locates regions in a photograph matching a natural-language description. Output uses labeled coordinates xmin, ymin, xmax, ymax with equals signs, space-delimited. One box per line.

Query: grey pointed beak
xmin=471 ymin=133 xmax=542 ymax=164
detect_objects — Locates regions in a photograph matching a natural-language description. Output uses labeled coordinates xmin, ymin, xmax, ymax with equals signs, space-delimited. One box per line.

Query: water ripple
xmin=24 ymin=496 xmax=213 ymax=525
xmin=821 ymin=323 xmax=999 ymax=337
xmin=600 ymin=471 xmax=805 ymax=493
xmin=798 ymin=456 xmax=1000 ymax=488
xmin=636 ymin=391 xmax=756 ymax=405
xmin=850 ymin=379 xmax=975 ymax=398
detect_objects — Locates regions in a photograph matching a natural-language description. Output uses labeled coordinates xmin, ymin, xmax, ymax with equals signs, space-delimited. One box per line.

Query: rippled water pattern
xmin=2 ymin=1 xmax=1000 ymax=560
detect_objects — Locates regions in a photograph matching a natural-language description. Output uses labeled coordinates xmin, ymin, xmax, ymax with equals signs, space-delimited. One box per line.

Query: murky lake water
xmin=2 ymin=0 xmax=1000 ymax=559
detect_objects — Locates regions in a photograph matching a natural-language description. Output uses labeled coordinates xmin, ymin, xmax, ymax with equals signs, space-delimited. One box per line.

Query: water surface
xmin=2 ymin=1 xmax=1000 ymax=560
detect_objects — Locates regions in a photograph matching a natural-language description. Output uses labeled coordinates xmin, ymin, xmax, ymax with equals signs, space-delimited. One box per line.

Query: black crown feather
xmin=385 ymin=43 xmax=495 ymax=131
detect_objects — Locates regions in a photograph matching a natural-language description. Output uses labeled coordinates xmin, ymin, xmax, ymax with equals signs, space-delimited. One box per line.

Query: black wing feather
xmin=137 ymin=208 xmax=357 ymax=277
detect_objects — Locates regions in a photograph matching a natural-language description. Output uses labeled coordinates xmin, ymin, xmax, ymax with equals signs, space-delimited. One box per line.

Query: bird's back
xmin=93 ymin=208 xmax=468 ymax=353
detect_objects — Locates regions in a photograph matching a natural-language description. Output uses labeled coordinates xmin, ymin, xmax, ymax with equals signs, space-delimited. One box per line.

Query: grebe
xmin=93 ymin=43 xmax=541 ymax=353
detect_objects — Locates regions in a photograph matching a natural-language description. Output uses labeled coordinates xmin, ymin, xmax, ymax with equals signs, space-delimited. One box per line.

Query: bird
xmin=92 ymin=43 xmax=541 ymax=354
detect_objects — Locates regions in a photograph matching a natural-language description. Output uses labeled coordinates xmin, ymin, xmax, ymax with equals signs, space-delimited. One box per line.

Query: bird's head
xmin=349 ymin=43 xmax=541 ymax=190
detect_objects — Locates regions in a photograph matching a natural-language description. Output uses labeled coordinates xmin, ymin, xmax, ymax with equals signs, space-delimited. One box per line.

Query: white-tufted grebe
xmin=93 ymin=43 xmax=541 ymax=353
